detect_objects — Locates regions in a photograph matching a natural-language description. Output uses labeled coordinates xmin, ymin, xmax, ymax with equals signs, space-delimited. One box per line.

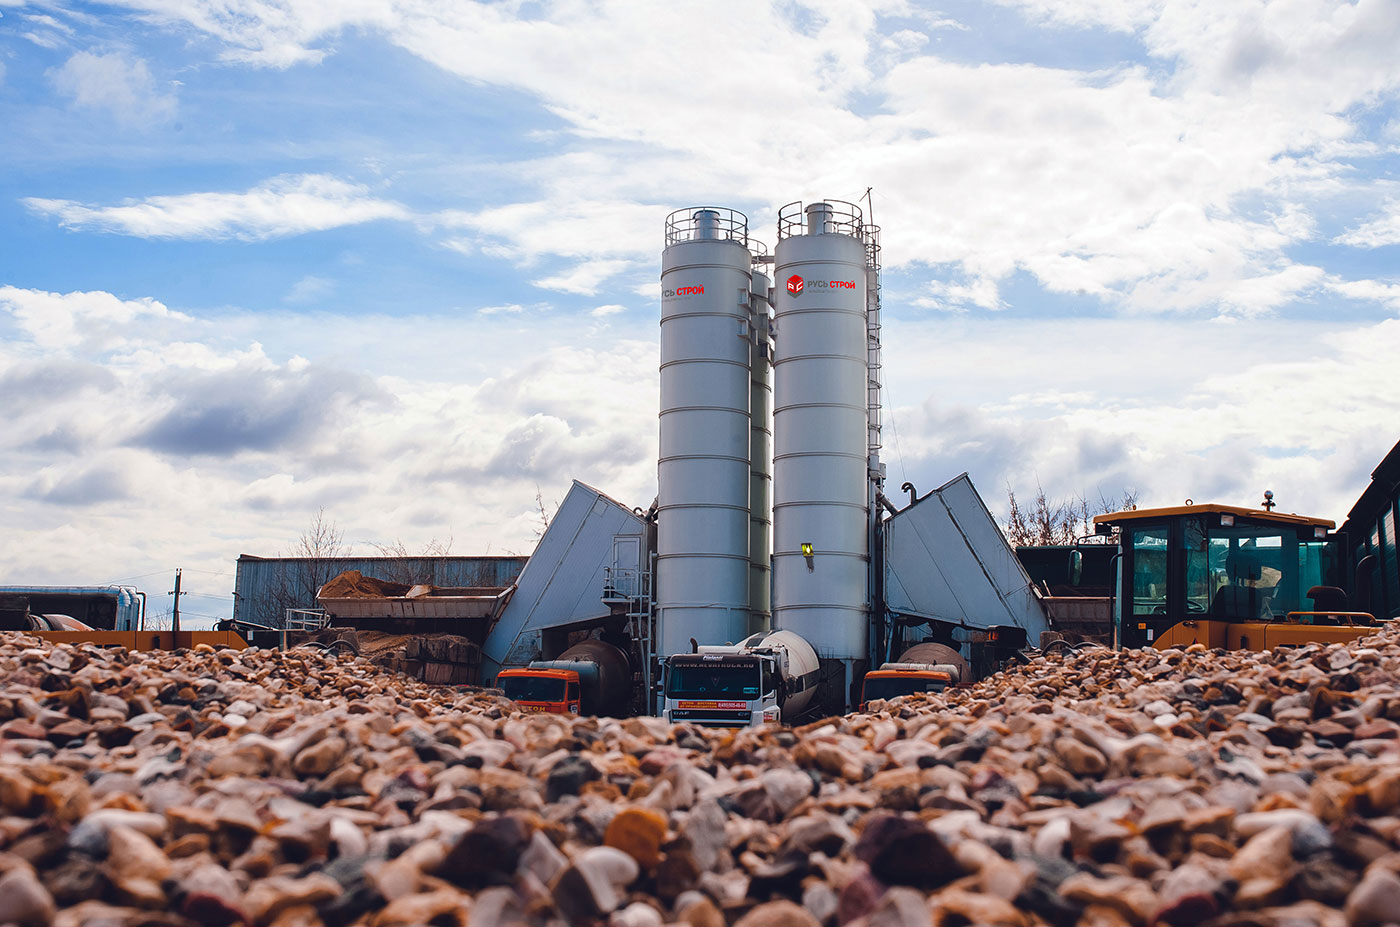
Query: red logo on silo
xmin=785 ymin=275 xmax=804 ymax=296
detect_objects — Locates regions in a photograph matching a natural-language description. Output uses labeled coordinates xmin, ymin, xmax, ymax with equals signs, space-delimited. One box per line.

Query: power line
xmin=106 ymin=571 xmax=170 ymax=584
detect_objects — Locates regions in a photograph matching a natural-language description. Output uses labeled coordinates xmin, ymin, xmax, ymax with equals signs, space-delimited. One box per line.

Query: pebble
xmin=733 ymin=900 xmax=821 ymax=927
xmin=0 ymin=866 xmax=56 ymax=927
xmin=372 ymin=888 xmax=469 ymax=927
xmin=0 ymin=628 xmax=1399 ymax=925
xmin=603 ymin=806 xmax=667 ymax=868
xmin=855 ymin=813 xmax=962 ymax=889
xmin=552 ymin=846 xmax=640 ymax=922
xmin=1345 ymin=868 xmax=1400 ymax=927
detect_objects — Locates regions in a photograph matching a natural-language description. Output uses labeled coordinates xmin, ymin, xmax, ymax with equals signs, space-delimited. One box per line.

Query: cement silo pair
xmin=657 ymin=202 xmax=881 ymax=693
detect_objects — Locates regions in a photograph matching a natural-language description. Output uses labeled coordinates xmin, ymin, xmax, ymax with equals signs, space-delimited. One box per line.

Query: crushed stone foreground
xmin=2 ymin=628 xmax=1400 ymax=927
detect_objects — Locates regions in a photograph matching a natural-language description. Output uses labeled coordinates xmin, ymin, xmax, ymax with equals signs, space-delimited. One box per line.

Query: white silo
xmin=657 ymin=208 xmax=753 ymax=655
xmin=748 ymin=262 xmax=774 ymax=635
xmin=771 ymin=201 xmax=871 ymax=666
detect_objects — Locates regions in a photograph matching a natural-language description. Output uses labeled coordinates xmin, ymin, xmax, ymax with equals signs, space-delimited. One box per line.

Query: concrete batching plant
xmin=482 ymin=199 xmax=1049 ymax=720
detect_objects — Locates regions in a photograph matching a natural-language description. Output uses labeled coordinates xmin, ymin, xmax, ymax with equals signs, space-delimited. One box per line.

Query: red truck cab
xmin=496 ymin=667 xmax=582 ymax=714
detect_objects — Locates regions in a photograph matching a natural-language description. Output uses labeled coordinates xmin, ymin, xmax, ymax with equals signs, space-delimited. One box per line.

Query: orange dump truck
xmin=859 ymin=642 xmax=967 ymax=710
xmin=496 ymin=665 xmax=584 ymax=714
xmin=494 ymin=640 xmax=631 ymax=717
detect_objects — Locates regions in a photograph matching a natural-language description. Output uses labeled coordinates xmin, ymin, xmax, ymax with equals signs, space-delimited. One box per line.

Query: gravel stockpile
xmin=2 ymin=630 xmax=1400 ymax=927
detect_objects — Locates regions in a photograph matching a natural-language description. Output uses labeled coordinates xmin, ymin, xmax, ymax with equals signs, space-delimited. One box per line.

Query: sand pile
xmin=316 ymin=572 xmax=411 ymax=600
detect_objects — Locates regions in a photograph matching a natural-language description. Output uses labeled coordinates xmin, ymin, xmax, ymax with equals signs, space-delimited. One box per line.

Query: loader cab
xmin=1095 ymin=504 xmax=1343 ymax=649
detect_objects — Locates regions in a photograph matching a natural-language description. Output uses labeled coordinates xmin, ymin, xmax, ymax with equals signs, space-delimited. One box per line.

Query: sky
xmin=2 ymin=0 xmax=1398 ymax=625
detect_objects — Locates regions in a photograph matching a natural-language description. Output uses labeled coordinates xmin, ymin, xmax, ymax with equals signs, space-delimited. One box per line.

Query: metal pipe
xmin=805 ymin=202 xmax=834 ymax=235
xmin=693 ymin=209 xmax=720 ymax=240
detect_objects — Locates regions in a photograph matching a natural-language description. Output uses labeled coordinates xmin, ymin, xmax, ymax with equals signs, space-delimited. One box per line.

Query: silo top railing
xmin=665 ymin=206 xmax=749 ymax=246
xmin=776 ymin=200 xmax=866 ymax=242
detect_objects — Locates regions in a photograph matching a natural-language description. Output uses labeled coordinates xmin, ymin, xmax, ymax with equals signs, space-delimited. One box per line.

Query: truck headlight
xmin=762 ymin=707 xmax=781 ymax=722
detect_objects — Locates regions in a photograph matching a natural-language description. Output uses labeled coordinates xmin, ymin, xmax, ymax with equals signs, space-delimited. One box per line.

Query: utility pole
xmin=169 ymin=569 xmax=185 ymax=634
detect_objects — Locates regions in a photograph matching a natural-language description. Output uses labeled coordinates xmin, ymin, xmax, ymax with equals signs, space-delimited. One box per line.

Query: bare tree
xmin=295 ymin=507 xmax=347 ymax=560
xmin=1004 ymin=484 xmax=1139 ymax=546
xmin=249 ymin=508 xmax=350 ymax=626
xmin=367 ymin=534 xmax=455 ymax=585
xmin=1006 ymin=483 xmax=1031 ymax=547
xmin=532 ymin=482 xmax=560 ymax=541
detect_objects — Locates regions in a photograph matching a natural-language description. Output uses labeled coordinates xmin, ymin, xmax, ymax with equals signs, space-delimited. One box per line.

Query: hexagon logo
xmin=785 ymin=274 xmax=804 ymax=296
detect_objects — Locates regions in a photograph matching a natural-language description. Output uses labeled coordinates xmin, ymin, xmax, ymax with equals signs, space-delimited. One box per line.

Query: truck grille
xmin=669 ymin=709 xmax=751 ymax=728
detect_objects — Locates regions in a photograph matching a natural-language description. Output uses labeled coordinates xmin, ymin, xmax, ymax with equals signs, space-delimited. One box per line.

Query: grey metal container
xmin=772 ymin=202 xmax=870 ymax=661
xmin=657 ymin=208 xmax=753 ymax=655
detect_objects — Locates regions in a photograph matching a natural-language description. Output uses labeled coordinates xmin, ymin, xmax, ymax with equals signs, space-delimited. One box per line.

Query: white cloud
xmin=48 ymin=50 xmax=177 ymax=124
xmin=881 ymin=314 xmax=1400 ymax=524
xmin=24 ymin=13 xmax=75 ymax=34
xmin=78 ymin=1 xmax=1400 ymax=317
xmin=285 ymin=275 xmax=334 ymax=305
xmin=1326 ymin=277 xmax=1400 ymax=311
xmin=533 ymin=259 xmax=633 ymax=296
xmin=24 ymin=174 xmax=410 ymax=241
xmin=437 ymin=197 xmax=660 ymax=264
xmin=913 ymin=276 xmax=1002 ymax=311
xmin=20 ymin=11 xmax=76 ymax=48
xmin=4 ymin=0 xmax=1400 ymax=598
xmin=22 ymin=30 xmax=62 ymax=49
xmin=0 ymin=283 xmax=663 ymax=592
xmin=0 ymin=285 xmax=186 ymax=352
xmin=1335 ymin=201 xmax=1400 ymax=249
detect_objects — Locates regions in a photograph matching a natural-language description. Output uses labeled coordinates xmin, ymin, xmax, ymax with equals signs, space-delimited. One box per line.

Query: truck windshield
xmin=863 ymin=675 xmax=948 ymax=703
xmin=666 ymin=663 xmax=761 ymax=699
xmin=499 ymin=675 xmax=567 ymax=702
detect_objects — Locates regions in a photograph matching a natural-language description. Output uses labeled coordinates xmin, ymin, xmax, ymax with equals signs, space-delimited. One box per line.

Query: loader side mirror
xmin=1068 ymin=549 xmax=1083 ymax=586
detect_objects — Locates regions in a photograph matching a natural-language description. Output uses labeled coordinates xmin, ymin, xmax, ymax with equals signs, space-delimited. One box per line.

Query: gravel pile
xmin=2 ymin=627 xmax=1400 ymax=927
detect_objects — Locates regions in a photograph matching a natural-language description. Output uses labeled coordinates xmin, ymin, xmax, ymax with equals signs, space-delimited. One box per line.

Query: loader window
xmin=1184 ymin=518 xmax=1211 ymax=615
xmin=1131 ymin=527 xmax=1169 ymax=616
xmin=1204 ymin=525 xmax=1333 ymax=618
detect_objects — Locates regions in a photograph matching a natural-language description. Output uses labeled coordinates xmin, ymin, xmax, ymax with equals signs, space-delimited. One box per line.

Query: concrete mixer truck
xmin=661 ymin=630 xmax=821 ymax=728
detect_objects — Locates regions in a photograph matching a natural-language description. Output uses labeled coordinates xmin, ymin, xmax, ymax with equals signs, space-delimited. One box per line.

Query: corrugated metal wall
xmin=1341 ymin=439 xmax=1400 ymax=621
xmin=232 ymin=555 xmax=528 ymax=627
